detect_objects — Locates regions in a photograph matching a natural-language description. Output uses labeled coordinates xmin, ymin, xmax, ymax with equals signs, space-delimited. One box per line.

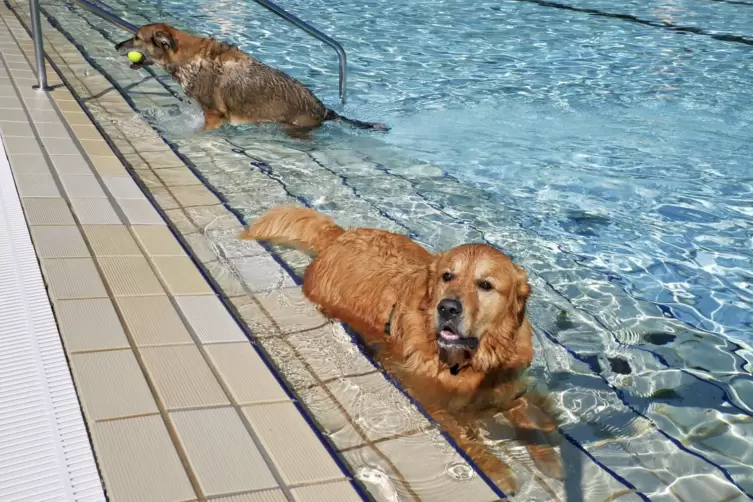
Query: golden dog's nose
xmin=437 ymin=298 xmax=462 ymax=319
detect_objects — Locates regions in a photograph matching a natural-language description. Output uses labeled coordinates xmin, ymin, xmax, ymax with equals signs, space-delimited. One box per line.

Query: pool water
xmin=43 ymin=0 xmax=753 ymax=499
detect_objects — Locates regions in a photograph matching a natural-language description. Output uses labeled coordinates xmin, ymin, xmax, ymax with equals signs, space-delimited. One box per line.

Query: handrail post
xmin=29 ymin=0 xmax=50 ymax=90
xmin=249 ymin=0 xmax=347 ymax=105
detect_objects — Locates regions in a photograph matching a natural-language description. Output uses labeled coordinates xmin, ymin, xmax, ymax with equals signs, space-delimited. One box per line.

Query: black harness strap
xmin=384 ymin=303 xmax=396 ymax=335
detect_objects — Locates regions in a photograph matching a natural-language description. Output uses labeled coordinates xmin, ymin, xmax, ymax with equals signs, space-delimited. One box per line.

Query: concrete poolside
xmin=0 ymin=3 xmax=517 ymax=502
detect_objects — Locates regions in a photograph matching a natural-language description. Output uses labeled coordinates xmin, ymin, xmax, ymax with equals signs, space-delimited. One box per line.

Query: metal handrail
xmin=28 ymin=0 xmax=348 ymax=104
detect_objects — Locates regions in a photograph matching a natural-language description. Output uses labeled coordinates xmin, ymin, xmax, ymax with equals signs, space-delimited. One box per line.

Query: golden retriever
xmin=115 ymin=24 xmax=388 ymax=134
xmin=240 ymin=206 xmax=562 ymax=493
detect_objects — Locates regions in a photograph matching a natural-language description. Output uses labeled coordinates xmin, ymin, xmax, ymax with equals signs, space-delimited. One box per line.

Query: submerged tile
xmin=255 ymin=287 xmax=328 ymax=334
xmin=232 ymin=254 xmax=297 ymax=294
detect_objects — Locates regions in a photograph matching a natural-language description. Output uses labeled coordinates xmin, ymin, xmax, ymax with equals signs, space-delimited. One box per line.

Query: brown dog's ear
xmin=153 ymin=31 xmax=177 ymax=51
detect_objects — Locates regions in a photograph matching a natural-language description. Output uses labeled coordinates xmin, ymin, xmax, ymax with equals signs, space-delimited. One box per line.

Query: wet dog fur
xmin=115 ymin=24 xmax=387 ymax=135
xmin=240 ymin=206 xmax=563 ymax=493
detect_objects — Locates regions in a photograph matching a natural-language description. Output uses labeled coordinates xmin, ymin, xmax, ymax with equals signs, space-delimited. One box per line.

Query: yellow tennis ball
xmin=127 ymin=51 xmax=143 ymax=64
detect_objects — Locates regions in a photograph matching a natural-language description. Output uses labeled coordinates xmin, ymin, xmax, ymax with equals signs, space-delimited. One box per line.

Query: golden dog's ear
xmin=153 ymin=31 xmax=177 ymax=51
xmin=515 ymin=265 xmax=531 ymax=299
xmin=418 ymin=258 xmax=438 ymax=311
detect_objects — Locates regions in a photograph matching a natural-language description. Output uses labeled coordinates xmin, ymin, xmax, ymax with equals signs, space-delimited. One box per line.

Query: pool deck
xmin=0 ymin=3 xmax=523 ymax=502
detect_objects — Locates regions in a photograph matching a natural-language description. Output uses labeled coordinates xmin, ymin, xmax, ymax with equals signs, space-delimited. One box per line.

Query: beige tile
xmin=204 ymin=343 xmax=289 ymax=405
xmin=0 ymin=121 xmax=34 ymax=137
xmin=141 ymin=345 xmax=229 ymax=409
xmin=98 ymin=256 xmax=164 ymax=296
xmin=14 ymin=173 xmax=59 ymax=197
xmin=89 ymin=155 xmax=127 ymax=176
xmin=232 ymin=254 xmax=297 ymax=294
xmin=34 ymin=122 xmax=69 ymax=138
xmin=287 ymin=325 xmax=375 ymax=381
xmin=41 ymin=258 xmax=107 ymax=299
xmin=60 ymin=174 xmax=107 ymax=198
xmin=116 ymin=296 xmax=193 ymax=346
xmin=70 ymin=350 xmax=158 ymax=420
xmin=0 ymin=95 xmax=22 ymax=108
xmin=42 ymin=137 xmax=80 ymax=155
xmin=31 ymin=225 xmax=89 ymax=258
xmin=49 ymin=153 xmax=91 ymax=175
xmin=242 ymin=402 xmax=344 ymax=485
xmin=119 ymin=197 xmax=165 ymax=225
xmin=170 ymin=185 xmax=221 ymax=207
xmin=103 ymin=175 xmax=144 ymax=199
xmin=91 ymin=415 xmax=195 ymax=501
xmin=326 ymin=373 xmax=430 ymax=442
xmin=255 ymin=287 xmax=328 ymax=334
xmin=21 ymin=197 xmax=74 ymax=225
xmin=298 ymin=386 xmax=364 ymax=450
xmin=290 ymin=481 xmax=362 ymax=502
xmin=0 ymin=109 xmax=28 ymax=122
xmin=69 ymin=197 xmax=122 ymax=225
xmin=54 ymin=298 xmax=129 ymax=352
xmin=377 ymin=430 xmax=499 ymax=501
xmin=170 ymin=407 xmax=277 ymax=495
xmin=156 ymin=167 xmax=202 ymax=186
xmin=212 ymin=490 xmax=286 ymax=502
xmin=5 ymin=137 xmax=42 ymax=155
xmin=82 ymin=224 xmax=141 ymax=256
xmin=80 ymin=138 xmax=115 ymax=158
xmin=152 ymin=256 xmax=213 ymax=295
xmin=62 ymin=111 xmax=91 ymax=126
xmin=69 ymin=124 xmax=102 ymax=141
xmin=132 ymin=225 xmax=185 ymax=256
xmin=174 ymin=295 xmax=247 ymax=343
xmin=7 ymin=154 xmax=50 ymax=175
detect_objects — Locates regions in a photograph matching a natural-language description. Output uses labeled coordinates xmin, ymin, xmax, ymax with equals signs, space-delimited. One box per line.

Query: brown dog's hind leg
xmin=503 ymin=396 xmax=564 ymax=480
xmin=202 ymin=109 xmax=225 ymax=131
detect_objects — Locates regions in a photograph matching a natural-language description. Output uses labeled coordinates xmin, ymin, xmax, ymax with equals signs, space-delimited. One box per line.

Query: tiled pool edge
xmin=0 ymin=7 xmax=369 ymax=502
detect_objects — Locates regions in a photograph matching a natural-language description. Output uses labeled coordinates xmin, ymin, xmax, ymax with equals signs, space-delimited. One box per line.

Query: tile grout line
xmin=0 ymin=25 xmax=207 ymax=500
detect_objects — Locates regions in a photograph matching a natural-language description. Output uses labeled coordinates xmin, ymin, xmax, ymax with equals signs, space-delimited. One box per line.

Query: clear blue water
xmin=45 ymin=0 xmax=753 ymax=498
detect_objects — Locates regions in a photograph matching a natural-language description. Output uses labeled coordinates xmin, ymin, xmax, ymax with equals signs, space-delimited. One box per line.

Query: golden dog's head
xmin=115 ymin=23 xmax=180 ymax=70
xmin=423 ymin=243 xmax=531 ymax=374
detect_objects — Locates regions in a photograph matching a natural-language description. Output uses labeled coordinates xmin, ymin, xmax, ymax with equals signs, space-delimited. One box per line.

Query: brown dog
xmin=115 ymin=24 xmax=387 ymax=134
xmin=240 ymin=206 xmax=563 ymax=493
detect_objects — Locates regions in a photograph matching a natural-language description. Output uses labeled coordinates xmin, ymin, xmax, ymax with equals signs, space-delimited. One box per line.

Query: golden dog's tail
xmin=239 ymin=206 xmax=345 ymax=255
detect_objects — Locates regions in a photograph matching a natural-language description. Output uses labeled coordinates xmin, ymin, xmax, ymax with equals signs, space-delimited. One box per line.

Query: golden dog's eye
xmin=442 ymin=271 xmax=454 ymax=282
xmin=478 ymin=280 xmax=493 ymax=291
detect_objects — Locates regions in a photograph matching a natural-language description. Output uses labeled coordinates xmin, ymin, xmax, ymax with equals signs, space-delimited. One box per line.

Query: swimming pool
xmin=36 ymin=0 xmax=753 ymax=499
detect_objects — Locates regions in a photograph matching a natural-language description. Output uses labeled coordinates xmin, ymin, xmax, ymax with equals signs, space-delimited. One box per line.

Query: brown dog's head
xmin=423 ymin=243 xmax=532 ymax=374
xmin=115 ymin=23 xmax=179 ymax=70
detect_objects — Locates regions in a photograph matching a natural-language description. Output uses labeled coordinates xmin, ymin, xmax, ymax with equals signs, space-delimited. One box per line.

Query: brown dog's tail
xmin=239 ymin=206 xmax=345 ymax=255
xmin=324 ymin=109 xmax=390 ymax=131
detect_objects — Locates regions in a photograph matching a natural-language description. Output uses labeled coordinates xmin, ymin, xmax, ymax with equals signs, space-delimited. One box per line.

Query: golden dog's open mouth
xmin=436 ymin=323 xmax=479 ymax=351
